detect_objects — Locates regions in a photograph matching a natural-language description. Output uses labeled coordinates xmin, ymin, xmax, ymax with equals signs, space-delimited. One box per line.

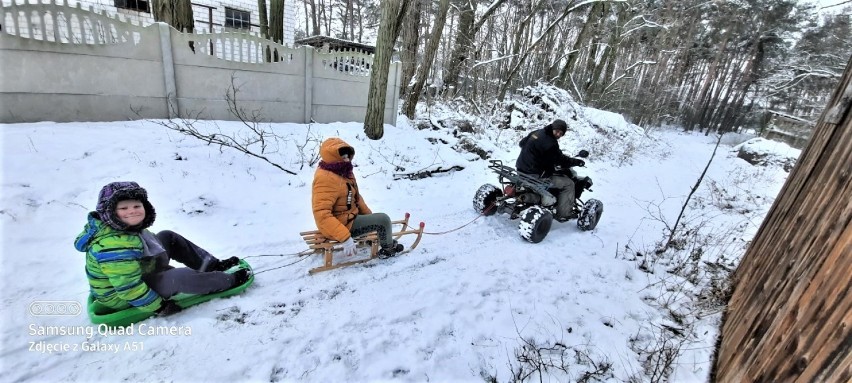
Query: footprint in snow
xmin=216 ymin=306 xmax=253 ymax=325
xmin=181 ymin=195 xmax=216 ymax=215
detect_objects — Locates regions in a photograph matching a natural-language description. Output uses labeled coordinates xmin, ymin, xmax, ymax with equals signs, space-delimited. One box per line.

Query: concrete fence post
xmin=303 ymin=45 xmax=313 ymax=123
xmin=157 ymin=22 xmax=178 ymax=119
xmin=391 ymin=61 xmax=401 ymax=126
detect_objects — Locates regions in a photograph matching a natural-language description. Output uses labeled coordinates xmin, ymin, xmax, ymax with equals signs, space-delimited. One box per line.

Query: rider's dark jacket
xmin=516 ymin=121 xmax=579 ymax=178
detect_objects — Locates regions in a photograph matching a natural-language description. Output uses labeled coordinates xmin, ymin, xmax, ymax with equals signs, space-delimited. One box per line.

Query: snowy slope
xmin=0 ymin=114 xmax=792 ymax=382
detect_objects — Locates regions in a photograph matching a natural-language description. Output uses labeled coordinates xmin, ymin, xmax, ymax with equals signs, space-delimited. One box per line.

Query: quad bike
xmin=472 ymin=151 xmax=603 ymax=243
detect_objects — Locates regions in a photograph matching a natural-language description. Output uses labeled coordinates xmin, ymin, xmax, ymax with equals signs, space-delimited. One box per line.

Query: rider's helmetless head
xmin=549 ymin=119 xmax=568 ymax=139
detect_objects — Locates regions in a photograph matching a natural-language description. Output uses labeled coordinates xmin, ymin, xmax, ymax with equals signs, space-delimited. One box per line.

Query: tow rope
xmin=244 ymin=250 xmax=314 ymax=274
xmin=421 ymin=202 xmax=495 ymax=235
xmin=247 ymin=202 xmax=496 ymax=273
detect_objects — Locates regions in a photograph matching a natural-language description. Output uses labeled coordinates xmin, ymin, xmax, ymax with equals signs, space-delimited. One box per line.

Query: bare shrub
xmin=630 ymin=325 xmax=687 ymax=383
xmin=506 ymin=333 xmax=614 ymax=382
xmin=148 ymin=74 xmax=305 ymax=175
xmin=290 ymin=124 xmax=322 ymax=170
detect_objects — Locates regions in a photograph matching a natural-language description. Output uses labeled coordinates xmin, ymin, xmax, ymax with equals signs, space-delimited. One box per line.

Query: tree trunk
xmin=686 ymin=34 xmax=729 ymax=131
xmin=364 ymin=0 xmax=411 ymax=140
xmin=322 ymin=0 xmax=331 ymax=36
xmin=582 ymin=4 xmax=608 ymax=93
xmin=399 ymin=0 xmax=423 ymax=96
xmin=713 ymin=55 xmax=852 ymax=383
xmin=401 ymin=0 xmax=451 ymax=119
xmin=706 ymin=57 xmax=743 ymax=133
xmin=718 ymin=36 xmax=766 ymax=133
xmin=557 ymin=4 xmax=599 ymax=89
xmin=308 ymin=0 xmax=319 ymax=35
xmin=357 ymin=0 xmax=365 ymax=42
xmin=269 ymin=0 xmax=285 ymax=43
xmin=341 ymin=0 xmax=351 ymax=39
xmin=348 ymin=0 xmax=356 ymax=41
xmin=258 ymin=0 xmax=268 ymax=38
xmin=441 ymin=0 xmax=475 ymax=95
xmin=443 ymin=0 xmax=506 ymax=93
xmin=496 ymin=2 xmax=542 ymax=101
xmin=589 ymin=4 xmax=624 ymax=100
xmin=696 ymin=57 xmax=733 ymax=133
xmin=153 ymin=0 xmax=194 ymax=33
xmin=497 ymin=1 xmax=585 ymax=101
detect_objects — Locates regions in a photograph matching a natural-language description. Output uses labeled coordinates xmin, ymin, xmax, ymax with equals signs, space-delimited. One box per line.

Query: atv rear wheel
xmin=577 ymin=199 xmax=603 ymax=231
xmin=518 ymin=206 xmax=553 ymax=243
xmin=473 ymin=184 xmax=502 ymax=216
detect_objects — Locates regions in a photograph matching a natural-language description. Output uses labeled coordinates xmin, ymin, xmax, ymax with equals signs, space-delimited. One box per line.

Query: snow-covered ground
xmin=0 ymin=107 xmax=794 ymax=382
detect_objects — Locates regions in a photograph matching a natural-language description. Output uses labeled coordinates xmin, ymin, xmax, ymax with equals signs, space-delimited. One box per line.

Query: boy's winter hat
xmin=95 ymin=181 xmax=156 ymax=231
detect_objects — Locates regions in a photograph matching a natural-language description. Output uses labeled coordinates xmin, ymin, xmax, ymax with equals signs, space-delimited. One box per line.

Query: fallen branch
xmin=393 ymin=165 xmax=464 ymax=180
xmin=659 ymin=133 xmax=723 ymax=252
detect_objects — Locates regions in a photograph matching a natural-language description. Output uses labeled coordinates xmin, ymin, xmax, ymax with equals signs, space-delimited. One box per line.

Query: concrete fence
xmin=0 ymin=0 xmax=400 ymax=125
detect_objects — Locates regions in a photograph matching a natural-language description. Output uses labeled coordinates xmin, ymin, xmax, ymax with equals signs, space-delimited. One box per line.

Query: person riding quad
xmin=515 ymin=119 xmax=586 ymax=221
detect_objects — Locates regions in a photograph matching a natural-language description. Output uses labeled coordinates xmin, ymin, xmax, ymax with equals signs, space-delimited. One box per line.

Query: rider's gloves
xmin=569 ymin=158 xmax=585 ymax=167
xmin=341 ymin=237 xmax=357 ymax=256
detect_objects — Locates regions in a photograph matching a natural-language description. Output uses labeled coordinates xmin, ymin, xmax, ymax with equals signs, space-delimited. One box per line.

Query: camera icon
xmin=29 ymin=301 xmax=82 ymax=316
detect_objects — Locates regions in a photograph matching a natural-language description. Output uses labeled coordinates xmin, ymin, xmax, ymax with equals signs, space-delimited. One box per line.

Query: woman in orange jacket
xmin=312 ymin=138 xmax=402 ymax=258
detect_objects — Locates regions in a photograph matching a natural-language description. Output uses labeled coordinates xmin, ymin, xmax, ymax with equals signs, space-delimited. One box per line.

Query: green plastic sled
xmin=87 ymin=259 xmax=254 ymax=327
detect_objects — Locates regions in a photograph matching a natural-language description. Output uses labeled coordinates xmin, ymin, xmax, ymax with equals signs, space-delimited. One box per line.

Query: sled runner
xmin=87 ymin=259 xmax=254 ymax=327
xmin=299 ymin=213 xmax=425 ymax=275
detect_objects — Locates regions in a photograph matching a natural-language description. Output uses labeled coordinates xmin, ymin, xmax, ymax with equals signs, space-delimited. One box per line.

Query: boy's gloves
xmin=156 ymin=300 xmax=183 ymax=317
xmin=341 ymin=237 xmax=357 ymax=257
xmin=569 ymin=158 xmax=586 ymax=167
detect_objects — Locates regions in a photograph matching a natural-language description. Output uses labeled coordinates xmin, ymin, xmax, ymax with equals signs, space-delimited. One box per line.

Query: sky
xmin=0 ymin=89 xmax=803 ymax=382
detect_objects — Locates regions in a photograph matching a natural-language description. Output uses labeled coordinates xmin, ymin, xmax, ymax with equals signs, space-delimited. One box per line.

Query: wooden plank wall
xmin=713 ymin=57 xmax=852 ymax=382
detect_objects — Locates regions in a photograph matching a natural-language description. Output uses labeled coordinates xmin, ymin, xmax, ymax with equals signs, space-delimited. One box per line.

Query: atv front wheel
xmin=577 ymin=199 xmax=603 ymax=231
xmin=473 ymin=184 xmax=502 ymax=216
xmin=518 ymin=206 xmax=553 ymax=243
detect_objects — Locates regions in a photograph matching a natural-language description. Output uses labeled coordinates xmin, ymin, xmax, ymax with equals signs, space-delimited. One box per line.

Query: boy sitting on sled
xmin=74 ymin=182 xmax=251 ymax=317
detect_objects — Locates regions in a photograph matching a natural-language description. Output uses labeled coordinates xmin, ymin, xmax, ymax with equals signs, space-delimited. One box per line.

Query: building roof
xmin=767 ymin=110 xmax=815 ymax=125
xmin=294 ymin=35 xmax=375 ymax=54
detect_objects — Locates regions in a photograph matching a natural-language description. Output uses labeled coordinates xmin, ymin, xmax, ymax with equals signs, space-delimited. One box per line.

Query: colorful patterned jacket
xmin=74 ymin=213 xmax=163 ymax=312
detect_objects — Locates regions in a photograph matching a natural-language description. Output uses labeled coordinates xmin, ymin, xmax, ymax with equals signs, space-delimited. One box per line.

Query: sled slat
xmin=298 ymin=217 xmax=412 ymax=236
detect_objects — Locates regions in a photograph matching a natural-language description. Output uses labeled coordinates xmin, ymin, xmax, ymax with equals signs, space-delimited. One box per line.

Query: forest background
xmin=150 ymin=0 xmax=851 ymax=137
xmin=281 ymin=0 xmax=851 ymax=136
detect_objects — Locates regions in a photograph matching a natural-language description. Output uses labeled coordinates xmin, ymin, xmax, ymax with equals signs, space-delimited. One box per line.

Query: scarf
xmin=318 ymin=160 xmax=354 ymax=179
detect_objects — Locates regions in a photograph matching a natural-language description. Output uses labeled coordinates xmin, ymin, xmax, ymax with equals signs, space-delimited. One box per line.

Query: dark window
xmin=225 ymin=8 xmax=251 ymax=29
xmin=114 ymin=0 xmax=149 ymax=13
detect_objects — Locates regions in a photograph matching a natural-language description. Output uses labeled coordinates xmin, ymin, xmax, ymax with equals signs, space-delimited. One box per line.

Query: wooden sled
xmin=299 ymin=213 xmax=425 ymax=275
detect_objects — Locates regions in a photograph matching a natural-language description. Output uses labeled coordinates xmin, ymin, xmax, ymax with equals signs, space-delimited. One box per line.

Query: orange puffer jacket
xmin=311 ymin=138 xmax=372 ymax=242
